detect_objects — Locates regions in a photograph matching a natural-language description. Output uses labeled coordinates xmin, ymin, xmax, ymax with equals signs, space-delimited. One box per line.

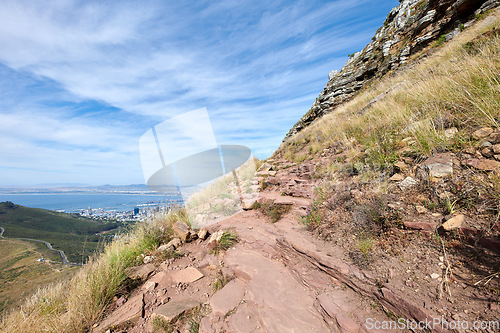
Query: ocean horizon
xmin=0 ymin=192 xmax=182 ymax=213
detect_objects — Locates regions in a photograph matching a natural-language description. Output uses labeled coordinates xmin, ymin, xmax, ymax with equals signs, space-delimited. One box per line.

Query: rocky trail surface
xmin=94 ymin=198 xmax=391 ymax=332
xmin=91 ymin=156 xmax=500 ymax=333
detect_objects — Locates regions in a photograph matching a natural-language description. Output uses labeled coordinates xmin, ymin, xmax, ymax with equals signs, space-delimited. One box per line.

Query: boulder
xmin=416 ymin=9 xmax=436 ymax=33
xmin=157 ymin=243 xmax=173 ymax=253
xmin=96 ymin=293 xmax=144 ymax=331
xmin=394 ymin=161 xmax=408 ymax=171
xmin=482 ymin=147 xmax=494 ymax=158
xmin=198 ymin=227 xmax=209 ymax=240
xmin=171 ymin=267 xmax=204 ymax=284
xmin=173 ymin=221 xmax=191 ymax=242
xmin=472 ymin=127 xmax=494 ymax=140
xmin=143 ymin=281 xmax=157 ymax=291
xmin=480 ymin=141 xmax=493 ymax=147
xmin=158 ymin=238 xmax=182 ymax=253
xmin=127 ymin=263 xmax=155 ymax=281
xmin=242 ymin=198 xmax=257 ymax=210
xmin=207 ymin=230 xmax=225 ymax=250
xmin=209 ymin=279 xmax=245 ymax=316
xmin=489 ymin=131 xmax=500 ymax=143
xmin=441 ymin=214 xmax=465 ymax=231
xmin=257 ymin=162 xmax=273 ymax=172
xmin=420 ymin=153 xmax=453 ymax=178
xmin=390 ymin=173 xmax=405 ymax=181
xmin=415 ymin=205 xmax=427 ymax=214
xmin=464 ymin=158 xmax=500 ymax=171
xmin=399 ymin=177 xmax=418 ymax=190
xmin=143 ymin=255 xmax=154 ymax=264
xmin=403 ymin=221 xmax=436 ymax=231
xmin=492 ymin=144 xmax=500 ymax=154
xmin=151 ymin=299 xmax=200 ymax=323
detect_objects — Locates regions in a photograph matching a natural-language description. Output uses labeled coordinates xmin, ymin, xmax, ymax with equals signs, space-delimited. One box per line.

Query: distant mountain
xmin=0 ymin=184 xmax=159 ymax=194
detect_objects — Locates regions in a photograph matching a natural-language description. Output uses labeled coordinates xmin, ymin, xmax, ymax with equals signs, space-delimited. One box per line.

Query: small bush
xmin=151 ymin=316 xmax=173 ymax=333
xmin=212 ymin=231 xmax=238 ymax=254
xmin=302 ymin=201 xmax=323 ymax=229
xmin=357 ymin=233 xmax=374 ymax=255
xmin=435 ymin=34 xmax=446 ymax=47
xmin=212 ymin=270 xmax=233 ymax=292
xmin=254 ymin=200 xmax=292 ymax=223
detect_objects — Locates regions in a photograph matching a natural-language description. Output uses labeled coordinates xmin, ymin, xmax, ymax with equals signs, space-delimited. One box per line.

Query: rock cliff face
xmin=284 ymin=0 xmax=499 ymax=140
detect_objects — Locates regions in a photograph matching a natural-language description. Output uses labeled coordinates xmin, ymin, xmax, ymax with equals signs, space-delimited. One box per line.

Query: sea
xmin=0 ymin=193 xmax=182 ymax=213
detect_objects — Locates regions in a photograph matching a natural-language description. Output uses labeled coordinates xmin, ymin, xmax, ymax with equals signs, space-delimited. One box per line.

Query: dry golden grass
xmin=0 ymin=211 xmax=179 ymax=332
xmin=185 ymin=157 xmax=259 ymax=227
xmin=279 ymin=10 xmax=500 ymax=166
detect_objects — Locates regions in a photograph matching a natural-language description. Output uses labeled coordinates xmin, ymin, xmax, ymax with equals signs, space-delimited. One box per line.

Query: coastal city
xmin=73 ymin=198 xmax=184 ymax=222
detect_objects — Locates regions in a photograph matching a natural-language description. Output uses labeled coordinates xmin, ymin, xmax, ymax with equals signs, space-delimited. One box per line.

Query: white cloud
xmin=0 ymin=0 xmax=399 ymax=185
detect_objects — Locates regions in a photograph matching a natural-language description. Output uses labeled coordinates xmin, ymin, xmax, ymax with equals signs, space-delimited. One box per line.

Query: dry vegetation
xmin=185 ymin=158 xmax=259 ymax=227
xmin=270 ymin=11 xmax=500 ymax=315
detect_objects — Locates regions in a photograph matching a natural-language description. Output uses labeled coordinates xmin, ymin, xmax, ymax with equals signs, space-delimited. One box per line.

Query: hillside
xmin=0 ymin=239 xmax=78 ymax=313
xmin=0 ymin=201 xmax=119 ymax=263
xmin=286 ymin=0 xmax=499 ymax=139
xmin=1 ymin=1 xmax=500 ymax=333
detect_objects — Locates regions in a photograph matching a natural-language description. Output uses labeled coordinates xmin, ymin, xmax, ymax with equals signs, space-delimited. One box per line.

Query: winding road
xmin=0 ymin=226 xmax=81 ymax=266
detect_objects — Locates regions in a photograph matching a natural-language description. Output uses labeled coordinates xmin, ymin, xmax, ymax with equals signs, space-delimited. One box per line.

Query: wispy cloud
xmin=0 ymin=0 xmax=398 ymax=185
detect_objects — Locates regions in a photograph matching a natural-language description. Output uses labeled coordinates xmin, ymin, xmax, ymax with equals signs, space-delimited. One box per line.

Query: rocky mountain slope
xmin=92 ymin=149 xmax=500 ymax=332
xmin=285 ymin=0 xmax=499 ymax=139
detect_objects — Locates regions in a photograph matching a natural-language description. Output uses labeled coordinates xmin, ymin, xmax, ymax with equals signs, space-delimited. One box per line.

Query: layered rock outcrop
xmin=285 ymin=0 xmax=499 ymax=140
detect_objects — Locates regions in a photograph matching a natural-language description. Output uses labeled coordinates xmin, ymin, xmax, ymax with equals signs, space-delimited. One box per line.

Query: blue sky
xmin=0 ymin=0 xmax=398 ymax=186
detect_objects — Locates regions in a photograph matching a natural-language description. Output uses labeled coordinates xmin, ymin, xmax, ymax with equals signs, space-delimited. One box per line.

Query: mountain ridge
xmin=285 ymin=0 xmax=499 ymax=140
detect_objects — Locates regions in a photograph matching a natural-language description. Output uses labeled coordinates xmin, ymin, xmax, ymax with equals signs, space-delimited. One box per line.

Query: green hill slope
xmin=0 ymin=201 xmax=120 ymax=263
xmin=0 ymin=239 xmax=78 ymax=313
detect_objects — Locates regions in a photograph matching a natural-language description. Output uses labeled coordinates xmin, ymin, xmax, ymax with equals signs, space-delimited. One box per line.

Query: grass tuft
xmin=212 ymin=231 xmax=238 ymax=254
xmin=253 ymin=200 xmax=292 ymax=223
xmin=0 ymin=209 xmax=181 ymax=332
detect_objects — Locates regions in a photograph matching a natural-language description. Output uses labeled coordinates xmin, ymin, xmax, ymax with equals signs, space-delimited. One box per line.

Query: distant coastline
xmin=0 ymin=185 xmax=182 ymax=218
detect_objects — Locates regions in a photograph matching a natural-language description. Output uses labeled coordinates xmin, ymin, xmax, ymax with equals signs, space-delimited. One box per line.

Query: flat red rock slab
xmin=171 ymin=267 xmax=204 ymax=284
xmin=403 ymin=221 xmax=437 ymax=231
xmin=464 ymin=158 xmax=500 ymax=171
xmin=96 ymin=293 xmax=144 ymax=331
xmin=152 ymin=298 xmax=200 ymax=322
xmin=209 ymin=279 xmax=246 ymax=316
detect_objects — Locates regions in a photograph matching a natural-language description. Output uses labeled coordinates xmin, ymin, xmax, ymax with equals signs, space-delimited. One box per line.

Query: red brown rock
xmin=126 ymin=263 xmax=155 ymax=281
xmin=173 ymin=221 xmax=192 ymax=242
xmin=151 ymin=299 xmax=200 ymax=323
xmin=472 ymin=127 xmax=494 ymax=140
xmin=403 ymin=221 xmax=436 ymax=231
xmin=171 ymin=267 xmax=204 ymax=284
xmin=95 ymin=293 xmax=144 ymax=331
xmin=464 ymin=158 xmax=500 ymax=171
xmin=209 ymin=279 xmax=245 ymax=316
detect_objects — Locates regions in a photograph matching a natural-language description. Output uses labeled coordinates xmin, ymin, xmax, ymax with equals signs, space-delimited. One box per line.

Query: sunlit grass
xmin=0 ymin=210 xmax=180 ymax=332
xmin=278 ymin=15 xmax=500 ymax=166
